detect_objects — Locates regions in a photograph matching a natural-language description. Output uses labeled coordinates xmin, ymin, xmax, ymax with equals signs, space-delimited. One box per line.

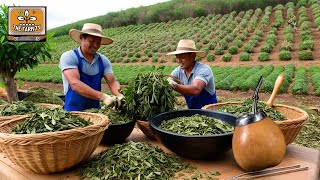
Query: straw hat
xmin=69 ymin=23 xmax=113 ymax=45
xmin=166 ymin=39 xmax=206 ymax=58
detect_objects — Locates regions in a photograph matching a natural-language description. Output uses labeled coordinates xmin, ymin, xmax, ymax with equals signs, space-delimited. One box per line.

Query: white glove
xmin=167 ymin=78 xmax=178 ymax=89
xmin=101 ymin=94 xmax=117 ymax=107
xmin=116 ymin=93 xmax=125 ymax=100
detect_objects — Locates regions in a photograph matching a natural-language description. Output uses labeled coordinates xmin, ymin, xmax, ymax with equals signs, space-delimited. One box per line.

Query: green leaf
xmin=0 ymin=35 xmax=5 ymax=43
xmin=44 ymin=123 xmax=53 ymax=131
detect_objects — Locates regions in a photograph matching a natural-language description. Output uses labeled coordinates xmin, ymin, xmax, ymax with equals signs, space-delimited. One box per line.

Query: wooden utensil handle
xmin=266 ymin=74 xmax=285 ymax=107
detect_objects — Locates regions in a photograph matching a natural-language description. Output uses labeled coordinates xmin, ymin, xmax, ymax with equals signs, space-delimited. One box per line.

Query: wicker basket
xmin=0 ymin=111 xmax=109 ymax=174
xmin=137 ymin=120 xmax=156 ymax=140
xmin=202 ymin=102 xmax=309 ymax=145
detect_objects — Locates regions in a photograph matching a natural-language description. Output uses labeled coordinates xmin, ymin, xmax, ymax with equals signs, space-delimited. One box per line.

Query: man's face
xmin=81 ymin=34 xmax=101 ymax=56
xmin=175 ymin=53 xmax=195 ymax=69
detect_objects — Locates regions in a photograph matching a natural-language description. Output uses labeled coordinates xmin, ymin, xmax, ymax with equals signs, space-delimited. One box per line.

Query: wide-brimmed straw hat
xmin=166 ymin=39 xmax=206 ymax=58
xmin=69 ymin=23 xmax=113 ymax=45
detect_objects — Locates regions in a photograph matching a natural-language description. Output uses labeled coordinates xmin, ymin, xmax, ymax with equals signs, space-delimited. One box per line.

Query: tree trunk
xmin=2 ymin=72 xmax=18 ymax=103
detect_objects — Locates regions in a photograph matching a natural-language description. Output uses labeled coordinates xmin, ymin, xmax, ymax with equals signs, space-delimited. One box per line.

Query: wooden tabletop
xmin=0 ymin=128 xmax=319 ymax=180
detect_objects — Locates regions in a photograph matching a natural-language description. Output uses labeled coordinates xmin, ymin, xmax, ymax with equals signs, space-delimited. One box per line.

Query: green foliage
xmin=135 ymin=52 xmax=141 ymax=58
xmin=292 ymin=67 xmax=308 ymax=95
xmin=279 ymin=50 xmax=292 ymax=61
xmin=298 ymin=50 xmax=313 ymax=60
xmin=258 ymin=52 xmax=270 ymax=61
xmin=300 ymin=21 xmax=312 ymax=30
xmin=123 ymin=58 xmax=130 ymax=63
xmin=261 ymin=43 xmax=273 ymax=53
xmin=131 ymin=57 xmax=138 ymax=62
xmin=127 ymin=52 xmax=134 ymax=58
xmin=297 ymin=0 xmax=308 ymax=7
xmin=309 ymin=65 xmax=320 ymax=96
xmin=222 ymin=53 xmax=232 ymax=62
xmin=152 ymin=57 xmax=159 ymax=62
xmin=239 ymin=52 xmax=251 ymax=61
xmin=233 ymin=39 xmax=244 ymax=48
xmin=141 ymin=57 xmax=148 ymax=62
xmin=207 ymin=54 xmax=215 ymax=62
xmin=123 ymin=71 xmax=175 ymax=120
xmin=214 ymin=48 xmax=224 ymax=55
xmin=299 ymin=40 xmax=314 ymax=50
xmin=244 ymin=44 xmax=254 ymax=53
xmin=228 ymin=45 xmax=238 ymax=55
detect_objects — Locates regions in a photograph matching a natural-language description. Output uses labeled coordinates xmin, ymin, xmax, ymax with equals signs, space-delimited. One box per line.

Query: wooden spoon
xmin=266 ymin=74 xmax=285 ymax=107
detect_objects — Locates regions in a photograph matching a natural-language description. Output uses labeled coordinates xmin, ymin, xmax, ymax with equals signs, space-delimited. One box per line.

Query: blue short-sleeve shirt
xmin=170 ymin=62 xmax=216 ymax=95
xmin=59 ymin=47 xmax=113 ymax=95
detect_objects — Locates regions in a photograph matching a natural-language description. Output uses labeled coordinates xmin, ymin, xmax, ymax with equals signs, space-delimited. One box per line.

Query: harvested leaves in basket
xmin=0 ymin=98 xmax=8 ymax=105
xmin=0 ymin=101 xmax=38 ymax=116
xmin=160 ymin=114 xmax=234 ymax=135
xmin=218 ymin=99 xmax=285 ymax=121
xmin=24 ymin=87 xmax=64 ymax=105
xmin=122 ymin=71 xmax=175 ymax=120
xmin=78 ymin=141 xmax=193 ymax=180
xmin=85 ymin=108 xmax=133 ymax=124
xmin=12 ymin=108 xmax=92 ymax=134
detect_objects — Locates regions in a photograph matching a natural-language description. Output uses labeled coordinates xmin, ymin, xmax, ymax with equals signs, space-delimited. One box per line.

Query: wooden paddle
xmin=266 ymin=74 xmax=285 ymax=107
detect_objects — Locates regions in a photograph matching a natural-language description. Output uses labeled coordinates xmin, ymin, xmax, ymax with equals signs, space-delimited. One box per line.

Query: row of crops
xmin=49 ymin=1 xmax=320 ymax=64
xmin=16 ymin=64 xmax=320 ymax=96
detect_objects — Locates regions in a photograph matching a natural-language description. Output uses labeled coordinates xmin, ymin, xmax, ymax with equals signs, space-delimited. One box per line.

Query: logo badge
xmin=8 ymin=6 xmax=46 ymax=42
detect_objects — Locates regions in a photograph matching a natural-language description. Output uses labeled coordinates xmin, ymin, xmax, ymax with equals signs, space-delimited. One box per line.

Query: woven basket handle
xmin=0 ymin=115 xmax=29 ymax=128
xmin=266 ymin=74 xmax=285 ymax=107
xmin=164 ymin=74 xmax=183 ymax=85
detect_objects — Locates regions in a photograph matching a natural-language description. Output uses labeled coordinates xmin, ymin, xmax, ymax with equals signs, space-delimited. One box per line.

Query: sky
xmin=2 ymin=0 xmax=169 ymax=29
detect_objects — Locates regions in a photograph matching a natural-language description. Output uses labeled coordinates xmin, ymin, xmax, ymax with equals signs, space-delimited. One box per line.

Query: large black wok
xmin=149 ymin=109 xmax=237 ymax=160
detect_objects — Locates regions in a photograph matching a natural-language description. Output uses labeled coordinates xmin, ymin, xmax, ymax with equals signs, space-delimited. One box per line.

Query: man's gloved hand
xmin=167 ymin=78 xmax=178 ymax=89
xmin=101 ymin=94 xmax=117 ymax=107
xmin=116 ymin=93 xmax=125 ymax=100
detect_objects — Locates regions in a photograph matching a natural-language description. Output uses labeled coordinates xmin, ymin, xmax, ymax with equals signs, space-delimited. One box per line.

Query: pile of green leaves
xmin=294 ymin=106 xmax=320 ymax=149
xmin=160 ymin=114 xmax=234 ymax=135
xmin=0 ymin=98 xmax=8 ymax=105
xmin=122 ymin=71 xmax=175 ymax=120
xmin=12 ymin=108 xmax=92 ymax=134
xmin=85 ymin=108 xmax=133 ymax=124
xmin=78 ymin=141 xmax=192 ymax=180
xmin=24 ymin=87 xmax=64 ymax=105
xmin=0 ymin=101 xmax=38 ymax=116
xmin=217 ymin=99 xmax=285 ymax=121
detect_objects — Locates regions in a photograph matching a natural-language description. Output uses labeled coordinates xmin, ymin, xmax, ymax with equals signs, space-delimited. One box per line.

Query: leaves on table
xmin=77 ymin=141 xmax=192 ymax=180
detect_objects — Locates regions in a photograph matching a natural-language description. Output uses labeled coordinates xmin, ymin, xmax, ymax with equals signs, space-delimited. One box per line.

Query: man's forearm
xmin=108 ymin=81 xmax=121 ymax=96
xmin=70 ymin=80 xmax=102 ymax=100
xmin=174 ymin=84 xmax=201 ymax=96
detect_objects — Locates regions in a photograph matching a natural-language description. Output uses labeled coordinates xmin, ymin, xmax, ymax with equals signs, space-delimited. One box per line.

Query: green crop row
xmin=309 ymin=65 xmax=320 ymax=96
xmin=16 ymin=64 xmax=320 ymax=96
xmin=292 ymin=67 xmax=308 ymax=95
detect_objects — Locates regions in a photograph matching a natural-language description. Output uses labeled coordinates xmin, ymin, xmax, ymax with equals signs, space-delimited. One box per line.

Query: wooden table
xmin=0 ymin=128 xmax=319 ymax=180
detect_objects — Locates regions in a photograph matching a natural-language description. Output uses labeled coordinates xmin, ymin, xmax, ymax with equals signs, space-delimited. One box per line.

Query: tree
xmin=0 ymin=5 xmax=53 ymax=102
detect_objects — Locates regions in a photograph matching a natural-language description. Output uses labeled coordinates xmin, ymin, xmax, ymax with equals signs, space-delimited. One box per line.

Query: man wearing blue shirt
xmin=59 ymin=23 xmax=123 ymax=111
xmin=167 ymin=39 xmax=217 ymax=109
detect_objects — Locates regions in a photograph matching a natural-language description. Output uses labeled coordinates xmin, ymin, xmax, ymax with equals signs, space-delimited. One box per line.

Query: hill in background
xmin=49 ymin=0 xmax=296 ymax=37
